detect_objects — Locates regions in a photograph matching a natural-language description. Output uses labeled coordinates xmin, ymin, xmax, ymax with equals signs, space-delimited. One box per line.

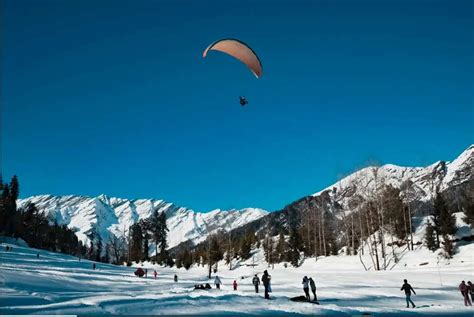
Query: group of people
xmin=134 ymin=267 xmax=162 ymax=279
xmin=131 ymin=265 xmax=474 ymax=309
xmin=302 ymin=276 xmax=318 ymax=302
xmin=459 ymin=281 xmax=473 ymax=307
xmin=212 ymin=271 xmax=272 ymax=300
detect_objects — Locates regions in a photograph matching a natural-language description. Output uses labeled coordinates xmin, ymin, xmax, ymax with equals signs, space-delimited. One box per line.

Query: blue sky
xmin=2 ymin=0 xmax=473 ymax=211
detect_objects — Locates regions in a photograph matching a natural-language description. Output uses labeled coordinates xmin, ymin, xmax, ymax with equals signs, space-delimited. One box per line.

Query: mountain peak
xmin=17 ymin=195 xmax=268 ymax=249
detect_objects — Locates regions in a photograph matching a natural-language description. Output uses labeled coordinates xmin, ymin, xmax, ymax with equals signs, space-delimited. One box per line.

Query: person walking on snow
xmin=233 ymin=280 xmax=238 ymax=291
xmin=214 ymin=275 xmax=222 ymax=289
xmin=302 ymin=276 xmax=310 ymax=301
xmin=153 ymin=270 xmax=157 ymax=279
xmin=467 ymin=281 xmax=474 ymax=302
xmin=262 ymin=270 xmax=271 ymax=299
xmin=174 ymin=274 xmax=178 ymax=282
xmin=309 ymin=277 xmax=317 ymax=301
xmin=459 ymin=281 xmax=472 ymax=306
xmin=252 ymin=274 xmax=261 ymax=293
xmin=400 ymin=279 xmax=416 ymax=308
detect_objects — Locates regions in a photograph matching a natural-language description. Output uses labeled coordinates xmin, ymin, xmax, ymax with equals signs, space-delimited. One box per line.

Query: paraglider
xmin=203 ymin=38 xmax=262 ymax=106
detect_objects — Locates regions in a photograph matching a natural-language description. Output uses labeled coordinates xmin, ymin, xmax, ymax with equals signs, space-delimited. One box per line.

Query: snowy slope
xmin=311 ymin=145 xmax=473 ymax=215
xmin=17 ymin=195 xmax=267 ymax=249
xmin=1 ymin=242 xmax=473 ymax=315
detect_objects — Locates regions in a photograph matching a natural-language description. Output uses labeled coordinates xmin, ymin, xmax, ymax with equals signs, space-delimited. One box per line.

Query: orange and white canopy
xmin=203 ymin=38 xmax=263 ymax=78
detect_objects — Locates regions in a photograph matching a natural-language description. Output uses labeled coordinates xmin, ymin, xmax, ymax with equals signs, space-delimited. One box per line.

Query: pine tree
xmin=88 ymin=241 xmax=95 ymax=260
xmin=432 ymin=193 xmax=444 ymax=247
xmin=287 ymin=228 xmax=302 ymax=267
xmin=424 ymin=220 xmax=437 ymax=251
xmin=276 ymin=232 xmax=286 ymax=262
xmin=439 ymin=202 xmax=457 ymax=236
xmin=182 ymin=247 xmax=193 ymax=270
xmin=239 ymin=234 xmax=252 ymax=260
xmin=130 ymin=223 xmax=144 ymax=262
xmin=95 ymin=235 xmax=102 ymax=262
xmin=157 ymin=211 xmax=169 ymax=264
xmin=9 ymin=175 xmax=19 ymax=201
xmin=143 ymin=235 xmax=149 ymax=261
xmin=175 ymin=254 xmax=183 ymax=268
xmin=103 ymin=244 xmax=110 ymax=263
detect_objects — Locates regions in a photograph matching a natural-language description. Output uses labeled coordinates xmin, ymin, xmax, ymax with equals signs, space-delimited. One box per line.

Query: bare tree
xmin=108 ymin=234 xmax=124 ymax=264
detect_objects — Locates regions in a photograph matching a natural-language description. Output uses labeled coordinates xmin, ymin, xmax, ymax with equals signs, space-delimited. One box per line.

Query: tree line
xmin=0 ymin=174 xmax=173 ymax=267
xmin=174 ymin=167 xmax=472 ymax=272
xmin=0 ymin=175 xmax=88 ymax=257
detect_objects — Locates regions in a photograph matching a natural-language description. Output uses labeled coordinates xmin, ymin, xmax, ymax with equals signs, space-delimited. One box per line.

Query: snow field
xmin=1 ymin=243 xmax=473 ymax=315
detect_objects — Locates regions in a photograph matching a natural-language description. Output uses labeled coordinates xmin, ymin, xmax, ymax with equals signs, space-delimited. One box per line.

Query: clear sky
xmin=2 ymin=0 xmax=473 ymax=212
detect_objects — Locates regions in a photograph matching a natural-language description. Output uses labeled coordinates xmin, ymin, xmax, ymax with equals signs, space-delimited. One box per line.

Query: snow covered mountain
xmin=17 ymin=195 xmax=267 ymax=249
xmin=311 ymin=144 xmax=473 ymax=217
xmin=221 ymin=145 xmax=473 ymax=246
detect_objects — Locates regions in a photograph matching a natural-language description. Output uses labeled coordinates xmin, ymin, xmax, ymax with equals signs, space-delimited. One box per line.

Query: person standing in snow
xmin=467 ymin=281 xmax=474 ymax=302
xmin=145 ymin=269 xmax=148 ymax=278
xmin=309 ymin=277 xmax=317 ymax=301
xmin=174 ymin=274 xmax=178 ymax=282
xmin=92 ymin=263 xmax=96 ymax=270
xmin=302 ymin=276 xmax=310 ymax=301
xmin=400 ymin=279 xmax=416 ymax=308
xmin=154 ymin=270 xmax=158 ymax=279
xmin=252 ymin=274 xmax=261 ymax=293
xmin=233 ymin=280 xmax=238 ymax=291
xmin=459 ymin=281 xmax=472 ymax=306
xmin=262 ymin=270 xmax=270 ymax=299
xmin=214 ymin=275 xmax=222 ymax=289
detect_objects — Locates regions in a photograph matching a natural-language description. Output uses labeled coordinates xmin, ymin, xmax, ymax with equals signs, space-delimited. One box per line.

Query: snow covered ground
xmin=1 ymin=242 xmax=473 ymax=315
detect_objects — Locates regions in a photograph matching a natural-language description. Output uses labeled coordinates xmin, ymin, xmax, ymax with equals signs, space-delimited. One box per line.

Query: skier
xmin=400 ymin=279 xmax=416 ymax=308
xmin=459 ymin=281 xmax=472 ymax=306
xmin=309 ymin=277 xmax=317 ymax=302
xmin=302 ymin=276 xmax=310 ymax=301
xmin=233 ymin=280 xmax=238 ymax=291
xmin=153 ymin=270 xmax=158 ymax=279
xmin=252 ymin=274 xmax=261 ymax=293
xmin=468 ymin=281 xmax=474 ymax=302
xmin=36 ymin=253 xmax=40 ymax=259
xmin=262 ymin=270 xmax=271 ymax=299
xmin=174 ymin=274 xmax=178 ymax=282
xmin=92 ymin=263 xmax=96 ymax=270
xmin=214 ymin=275 xmax=222 ymax=289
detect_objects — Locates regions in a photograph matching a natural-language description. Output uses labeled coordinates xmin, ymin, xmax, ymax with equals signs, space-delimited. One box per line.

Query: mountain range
xmin=18 ymin=145 xmax=472 ymax=250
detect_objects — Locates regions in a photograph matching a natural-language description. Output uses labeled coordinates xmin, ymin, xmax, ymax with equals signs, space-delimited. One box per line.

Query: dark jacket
xmin=401 ymin=283 xmax=415 ymax=295
xmin=262 ymin=273 xmax=270 ymax=287
xmin=309 ymin=278 xmax=316 ymax=291
xmin=252 ymin=276 xmax=260 ymax=286
xmin=302 ymin=277 xmax=309 ymax=289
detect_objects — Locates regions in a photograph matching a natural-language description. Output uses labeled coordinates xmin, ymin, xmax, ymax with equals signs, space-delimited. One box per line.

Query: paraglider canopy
xmin=203 ymin=38 xmax=263 ymax=78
